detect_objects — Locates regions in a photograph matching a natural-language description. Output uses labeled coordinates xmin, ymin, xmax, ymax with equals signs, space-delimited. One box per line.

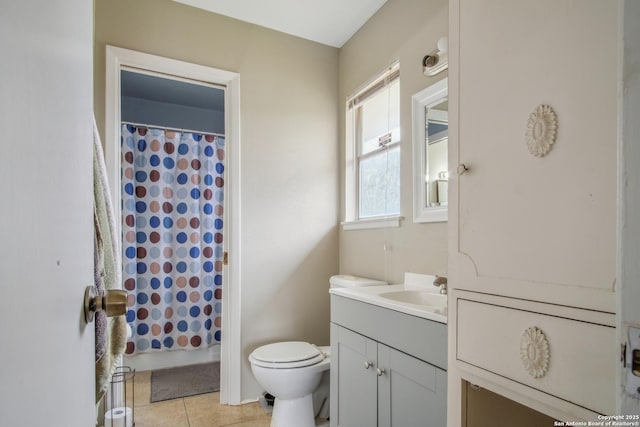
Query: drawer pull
xmin=520 ymin=326 xmax=550 ymax=378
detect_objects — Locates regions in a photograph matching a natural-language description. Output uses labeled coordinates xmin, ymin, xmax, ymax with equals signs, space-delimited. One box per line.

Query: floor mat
xmin=150 ymin=361 xmax=220 ymax=402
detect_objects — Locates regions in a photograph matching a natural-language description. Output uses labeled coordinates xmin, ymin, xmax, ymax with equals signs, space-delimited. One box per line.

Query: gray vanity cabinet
xmin=331 ymin=324 xmax=378 ymax=427
xmin=377 ymin=343 xmax=446 ymax=427
xmin=330 ymin=294 xmax=447 ymax=427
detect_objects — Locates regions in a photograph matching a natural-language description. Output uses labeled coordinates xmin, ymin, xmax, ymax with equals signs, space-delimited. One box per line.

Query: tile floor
xmin=128 ymin=370 xmax=272 ymax=427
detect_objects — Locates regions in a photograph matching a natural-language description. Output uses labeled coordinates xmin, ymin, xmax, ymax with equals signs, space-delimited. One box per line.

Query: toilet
xmin=249 ymin=275 xmax=387 ymax=427
xmin=250 ymin=342 xmax=330 ymax=427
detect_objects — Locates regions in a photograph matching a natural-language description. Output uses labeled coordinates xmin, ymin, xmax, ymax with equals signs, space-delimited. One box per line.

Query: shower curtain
xmin=121 ymin=124 xmax=224 ymax=354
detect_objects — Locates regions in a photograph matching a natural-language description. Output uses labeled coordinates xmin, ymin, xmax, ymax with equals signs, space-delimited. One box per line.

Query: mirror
xmin=412 ymin=78 xmax=448 ymax=223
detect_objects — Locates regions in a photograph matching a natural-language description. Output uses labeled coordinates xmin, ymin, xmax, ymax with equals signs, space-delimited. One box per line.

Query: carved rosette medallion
xmin=520 ymin=326 xmax=550 ymax=378
xmin=525 ymin=104 xmax=557 ymax=157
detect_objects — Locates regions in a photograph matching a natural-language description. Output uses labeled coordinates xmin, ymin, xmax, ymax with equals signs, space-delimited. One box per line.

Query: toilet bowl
xmin=249 ymin=341 xmax=330 ymax=427
xmin=249 ymin=276 xmax=387 ymax=427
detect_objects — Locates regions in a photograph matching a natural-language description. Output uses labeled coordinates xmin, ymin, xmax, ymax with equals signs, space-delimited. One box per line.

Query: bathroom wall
xmin=121 ymin=97 xmax=224 ymax=134
xmin=94 ymin=0 xmax=339 ymax=401
xmin=121 ymin=69 xmax=226 ymax=134
xmin=338 ymin=0 xmax=449 ymax=284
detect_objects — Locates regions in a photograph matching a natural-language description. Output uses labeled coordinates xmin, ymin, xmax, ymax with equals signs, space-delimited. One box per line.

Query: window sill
xmin=341 ymin=215 xmax=404 ymax=231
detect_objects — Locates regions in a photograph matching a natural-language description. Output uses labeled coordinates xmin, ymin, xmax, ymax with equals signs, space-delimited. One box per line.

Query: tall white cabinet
xmin=447 ymin=0 xmax=618 ymax=423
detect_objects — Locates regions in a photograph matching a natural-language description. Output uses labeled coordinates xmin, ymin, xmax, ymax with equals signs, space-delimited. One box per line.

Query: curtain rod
xmin=121 ymin=121 xmax=225 ymax=138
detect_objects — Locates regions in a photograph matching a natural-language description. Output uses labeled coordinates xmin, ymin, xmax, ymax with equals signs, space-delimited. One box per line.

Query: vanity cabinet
xmin=448 ymin=0 xmax=618 ymax=422
xmin=330 ymin=294 xmax=447 ymax=427
xmin=330 ymin=325 xmax=377 ymax=427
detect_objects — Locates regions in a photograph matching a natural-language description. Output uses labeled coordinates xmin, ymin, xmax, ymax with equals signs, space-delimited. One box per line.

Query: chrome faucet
xmin=433 ymin=276 xmax=448 ymax=295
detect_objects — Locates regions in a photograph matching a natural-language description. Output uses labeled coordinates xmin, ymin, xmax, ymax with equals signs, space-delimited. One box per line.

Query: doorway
xmin=105 ymin=46 xmax=242 ymax=405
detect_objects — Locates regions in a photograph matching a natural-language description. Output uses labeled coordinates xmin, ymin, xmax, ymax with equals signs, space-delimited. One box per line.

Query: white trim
xmin=341 ymin=215 xmax=403 ymax=230
xmin=223 ymin=72 xmax=242 ymax=406
xmin=412 ymin=77 xmax=448 ymax=223
xmin=345 ymin=66 xmax=402 ymax=223
xmin=105 ymin=46 xmax=243 ymax=405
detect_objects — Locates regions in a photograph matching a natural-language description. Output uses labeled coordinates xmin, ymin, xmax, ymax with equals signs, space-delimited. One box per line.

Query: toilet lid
xmin=250 ymin=341 xmax=325 ymax=368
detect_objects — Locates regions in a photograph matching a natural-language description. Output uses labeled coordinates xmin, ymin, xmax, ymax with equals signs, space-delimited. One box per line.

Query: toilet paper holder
xmin=84 ymin=286 xmax=127 ymax=323
xmin=102 ymin=366 xmax=135 ymax=427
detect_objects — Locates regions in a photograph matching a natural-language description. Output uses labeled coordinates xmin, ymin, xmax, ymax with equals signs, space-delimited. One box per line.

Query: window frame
xmin=343 ymin=63 xmax=403 ymax=230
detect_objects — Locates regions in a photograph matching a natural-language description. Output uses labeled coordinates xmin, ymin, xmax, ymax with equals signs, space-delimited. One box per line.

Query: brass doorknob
xmin=84 ymin=286 xmax=127 ymax=323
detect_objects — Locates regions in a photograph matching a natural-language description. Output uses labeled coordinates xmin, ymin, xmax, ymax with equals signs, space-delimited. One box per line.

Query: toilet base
xmin=271 ymin=394 xmax=315 ymax=427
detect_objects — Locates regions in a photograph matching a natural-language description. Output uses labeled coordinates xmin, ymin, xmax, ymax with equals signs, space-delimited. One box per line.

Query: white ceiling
xmin=173 ymin=0 xmax=387 ymax=48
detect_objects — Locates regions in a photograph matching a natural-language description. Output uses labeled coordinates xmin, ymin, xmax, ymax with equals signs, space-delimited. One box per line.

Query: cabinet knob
xmin=364 ymin=361 xmax=373 ymax=369
xmin=376 ymin=368 xmax=385 ymax=376
xmin=457 ymin=164 xmax=470 ymax=175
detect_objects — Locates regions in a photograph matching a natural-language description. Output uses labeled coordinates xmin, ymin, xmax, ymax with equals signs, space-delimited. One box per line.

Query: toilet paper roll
xmin=104 ymin=406 xmax=132 ymax=427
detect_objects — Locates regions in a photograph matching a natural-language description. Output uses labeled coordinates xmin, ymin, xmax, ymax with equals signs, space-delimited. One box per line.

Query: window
xmin=345 ymin=64 xmax=401 ymax=225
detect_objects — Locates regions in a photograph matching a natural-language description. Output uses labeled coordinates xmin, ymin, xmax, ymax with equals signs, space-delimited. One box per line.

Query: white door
xmin=618 ymin=0 xmax=640 ymax=416
xmin=0 ymin=2 xmax=95 ymax=426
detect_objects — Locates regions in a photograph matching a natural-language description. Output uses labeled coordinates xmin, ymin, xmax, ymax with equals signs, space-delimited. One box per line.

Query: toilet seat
xmin=250 ymin=341 xmax=326 ymax=369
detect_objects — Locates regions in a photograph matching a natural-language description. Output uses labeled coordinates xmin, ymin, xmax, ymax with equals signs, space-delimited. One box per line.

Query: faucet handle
xmin=433 ymin=276 xmax=448 ymax=294
xmin=433 ymin=275 xmax=447 ymax=285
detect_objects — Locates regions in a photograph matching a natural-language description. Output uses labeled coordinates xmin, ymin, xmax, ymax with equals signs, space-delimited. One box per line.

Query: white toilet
xmin=249 ymin=275 xmax=387 ymax=427
xmin=250 ymin=342 xmax=330 ymax=427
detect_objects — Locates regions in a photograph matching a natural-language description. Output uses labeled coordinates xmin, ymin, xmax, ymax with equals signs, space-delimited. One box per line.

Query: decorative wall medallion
xmin=520 ymin=326 xmax=550 ymax=378
xmin=525 ymin=104 xmax=557 ymax=157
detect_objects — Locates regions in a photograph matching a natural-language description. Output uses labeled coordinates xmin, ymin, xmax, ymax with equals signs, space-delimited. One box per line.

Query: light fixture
xmin=423 ymin=36 xmax=448 ymax=76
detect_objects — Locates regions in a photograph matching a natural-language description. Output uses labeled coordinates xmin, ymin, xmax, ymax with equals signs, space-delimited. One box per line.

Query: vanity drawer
xmin=456 ymin=298 xmax=615 ymax=415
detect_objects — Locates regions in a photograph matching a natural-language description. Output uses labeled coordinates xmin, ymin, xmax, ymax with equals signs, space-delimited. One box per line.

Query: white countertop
xmin=330 ymin=283 xmax=448 ymax=324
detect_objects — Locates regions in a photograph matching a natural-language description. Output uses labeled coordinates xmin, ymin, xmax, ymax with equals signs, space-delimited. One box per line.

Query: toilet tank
xmin=329 ymin=275 xmax=387 ymax=289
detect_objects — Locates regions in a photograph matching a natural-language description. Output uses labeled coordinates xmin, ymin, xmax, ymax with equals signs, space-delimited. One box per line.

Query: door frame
xmin=617 ymin=0 xmax=640 ymax=415
xmin=105 ymin=45 xmax=242 ymax=405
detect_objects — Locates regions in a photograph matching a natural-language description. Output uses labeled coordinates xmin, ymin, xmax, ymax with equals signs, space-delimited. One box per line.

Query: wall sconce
xmin=423 ymin=36 xmax=448 ymax=76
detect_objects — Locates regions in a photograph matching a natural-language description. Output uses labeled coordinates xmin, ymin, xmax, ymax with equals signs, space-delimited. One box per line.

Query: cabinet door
xmin=452 ymin=0 xmax=617 ymax=312
xmin=330 ymin=324 xmax=378 ymax=427
xmin=377 ymin=344 xmax=447 ymax=427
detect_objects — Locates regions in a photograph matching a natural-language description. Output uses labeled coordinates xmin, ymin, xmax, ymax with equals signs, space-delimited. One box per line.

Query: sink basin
xmin=329 ymin=274 xmax=448 ymax=322
xmin=379 ymin=290 xmax=447 ymax=308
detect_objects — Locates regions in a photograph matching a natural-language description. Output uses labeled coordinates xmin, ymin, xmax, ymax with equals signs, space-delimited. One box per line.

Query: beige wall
xmin=339 ymin=0 xmax=449 ymax=284
xmin=94 ymin=0 xmax=339 ymax=400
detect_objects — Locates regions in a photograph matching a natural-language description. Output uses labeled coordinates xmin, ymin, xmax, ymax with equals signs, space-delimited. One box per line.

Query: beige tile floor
xmin=128 ymin=370 xmax=272 ymax=427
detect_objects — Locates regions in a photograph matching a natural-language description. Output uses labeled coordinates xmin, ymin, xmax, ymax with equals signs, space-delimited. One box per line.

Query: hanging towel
xmin=94 ymin=209 xmax=107 ymax=363
xmin=93 ymin=116 xmax=127 ymax=402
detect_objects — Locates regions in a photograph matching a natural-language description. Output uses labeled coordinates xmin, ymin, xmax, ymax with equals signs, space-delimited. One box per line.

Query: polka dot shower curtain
xmin=121 ymin=125 xmax=224 ymax=354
